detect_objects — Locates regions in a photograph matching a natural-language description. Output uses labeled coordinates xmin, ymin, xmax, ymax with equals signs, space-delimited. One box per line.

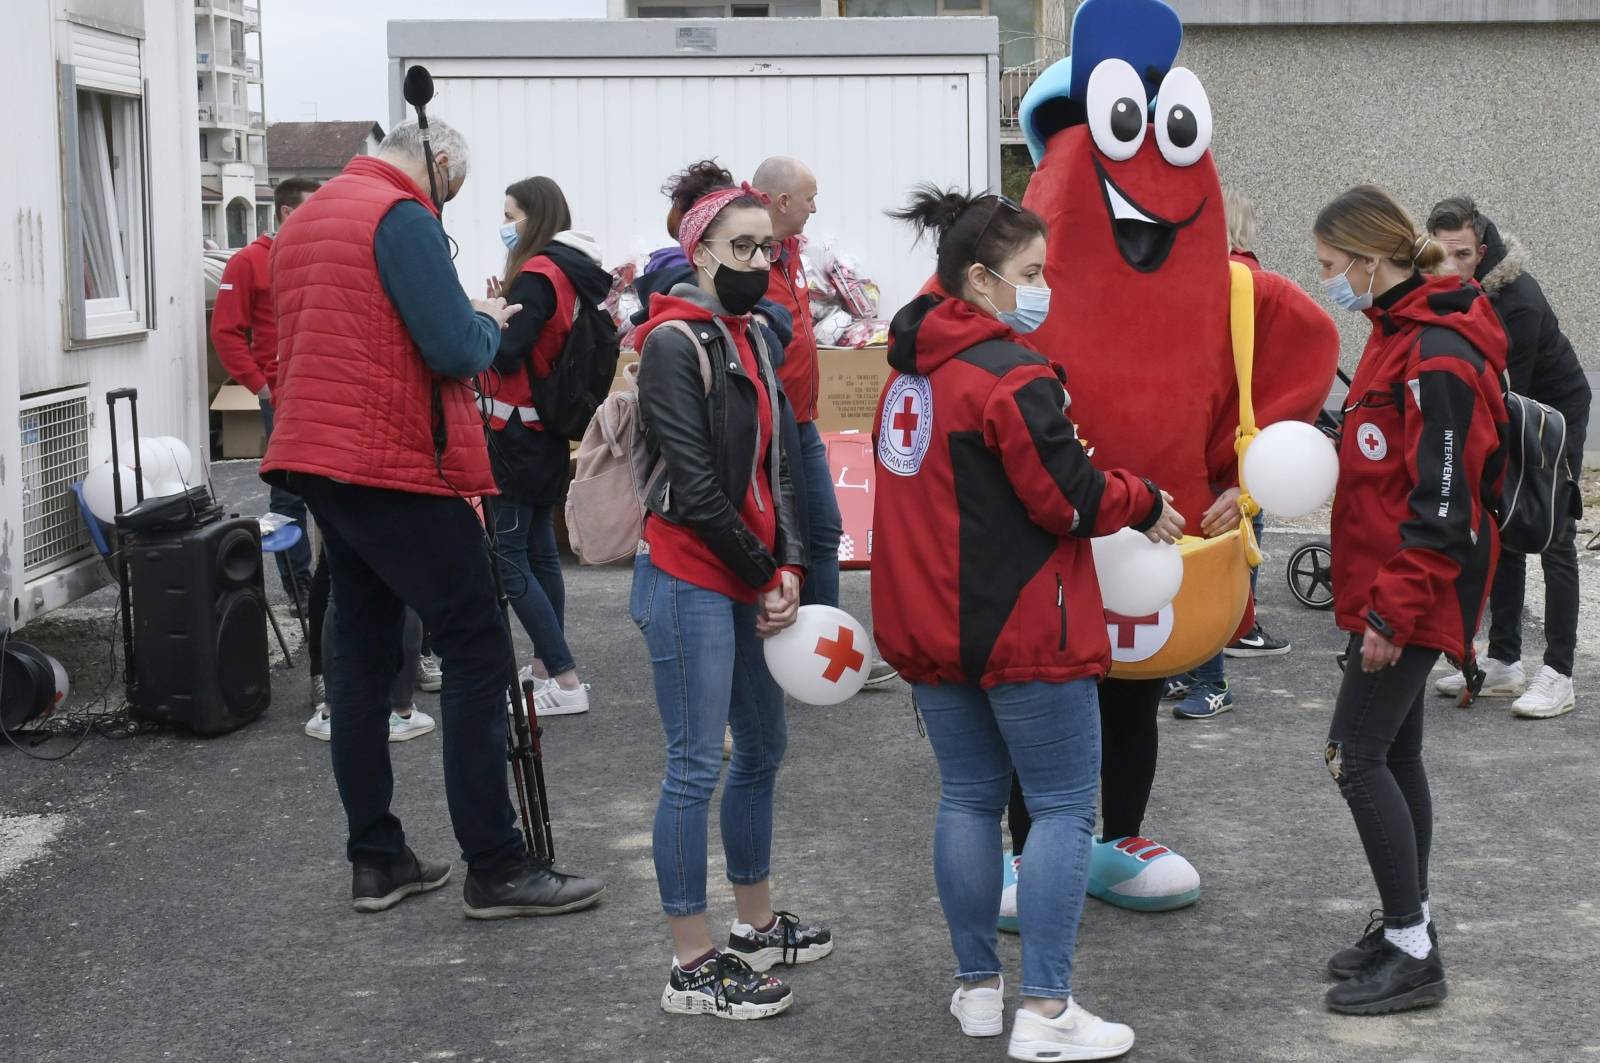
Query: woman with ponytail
xmin=1313 ymin=184 xmax=1508 ymax=1015
xmin=629 ymin=182 xmax=832 ymax=1021
xmin=874 ymin=186 xmax=1183 ymax=1061
xmin=481 ymin=176 xmax=607 ymax=716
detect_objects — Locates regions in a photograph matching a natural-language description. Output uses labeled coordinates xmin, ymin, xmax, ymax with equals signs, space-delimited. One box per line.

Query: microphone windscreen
xmin=402 ymin=65 xmax=435 ymax=108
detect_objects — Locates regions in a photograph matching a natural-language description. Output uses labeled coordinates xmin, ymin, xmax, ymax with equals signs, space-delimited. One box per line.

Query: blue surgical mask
xmin=1321 ymin=258 xmax=1375 ymax=312
xmin=499 ymin=222 xmax=520 ymax=250
xmin=985 ymin=268 xmax=1052 ymax=334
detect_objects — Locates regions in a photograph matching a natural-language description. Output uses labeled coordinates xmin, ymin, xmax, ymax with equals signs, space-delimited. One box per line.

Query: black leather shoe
xmin=1328 ymin=911 xmax=1441 ymax=979
xmin=1325 ymin=940 xmax=1446 ymax=1015
xmin=462 ymin=856 xmax=606 ymax=920
xmin=351 ymin=847 xmax=451 ymax=913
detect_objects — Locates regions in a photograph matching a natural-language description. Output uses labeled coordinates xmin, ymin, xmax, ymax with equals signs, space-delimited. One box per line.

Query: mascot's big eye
xmin=1086 ymin=58 xmax=1148 ymax=162
xmin=1154 ymin=67 xmax=1213 ymax=167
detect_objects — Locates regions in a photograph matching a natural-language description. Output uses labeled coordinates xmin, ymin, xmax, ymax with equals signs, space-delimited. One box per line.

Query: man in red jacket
xmin=211 ymin=176 xmax=320 ymax=607
xmin=262 ymin=119 xmax=604 ymax=919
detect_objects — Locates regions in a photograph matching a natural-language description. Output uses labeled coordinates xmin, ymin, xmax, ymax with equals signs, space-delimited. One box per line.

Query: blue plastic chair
xmin=260 ymin=521 xmax=309 ymax=662
xmin=70 ymin=480 xmax=115 ymax=566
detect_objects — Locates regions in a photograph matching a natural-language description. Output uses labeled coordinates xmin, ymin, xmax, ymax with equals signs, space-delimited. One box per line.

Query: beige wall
xmin=1180 ymin=21 xmax=1600 ymax=371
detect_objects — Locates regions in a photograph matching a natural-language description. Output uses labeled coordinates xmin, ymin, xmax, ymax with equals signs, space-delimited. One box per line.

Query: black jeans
xmin=1008 ymin=677 xmax=1164 ymax=850
xmin=1326 ymin=635 xmax=1438 ymax=929
xmin=1488 ymin=512 xmax=1580 ymax=676
xmin=298 ymin=476 xmax=524 ymax=872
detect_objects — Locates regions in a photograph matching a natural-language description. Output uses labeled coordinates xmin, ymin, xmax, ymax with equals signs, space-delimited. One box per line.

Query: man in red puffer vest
xmin=262 ymin=119 xmax=604 ymax=919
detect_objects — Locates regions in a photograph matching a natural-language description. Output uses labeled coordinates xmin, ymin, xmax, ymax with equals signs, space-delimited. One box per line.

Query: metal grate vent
xmin=20 ymin=391 xmax=93 ymax=575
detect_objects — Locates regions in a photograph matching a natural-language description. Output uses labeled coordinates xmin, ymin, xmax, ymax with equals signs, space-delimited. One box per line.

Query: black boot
xmin=462 ymin=855 xmax=605 ymax=920
xmin=351 ymin=846 xmax=451 ymax=913
xmin=1328 ymin=910 xmax=1441 ymax=979
xmin=1325 ymin=940 xmax=1446 ymax=1015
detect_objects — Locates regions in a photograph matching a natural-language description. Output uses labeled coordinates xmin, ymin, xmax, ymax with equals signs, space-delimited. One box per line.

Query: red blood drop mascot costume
xmin=1014 ymin=0 xmax=1340 ymax=910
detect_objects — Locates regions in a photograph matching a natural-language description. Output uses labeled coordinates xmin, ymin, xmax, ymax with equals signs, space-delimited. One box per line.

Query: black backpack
xmin=1495 ymin=387 xmax=1577 ymax=554
xmin=531 ymin=290 xmax=622 ymax=441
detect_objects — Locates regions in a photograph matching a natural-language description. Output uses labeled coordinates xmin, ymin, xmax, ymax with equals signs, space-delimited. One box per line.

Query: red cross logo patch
xmin=1105 ymin=606 xmax=1175 ymax=664
xmin=1355 ymin=421 xmax=1388 ymax=462
xmin=815 ymin=625 xmax=867 ymax=683
xmin=878 ymin=375 xmax=933 ymax=477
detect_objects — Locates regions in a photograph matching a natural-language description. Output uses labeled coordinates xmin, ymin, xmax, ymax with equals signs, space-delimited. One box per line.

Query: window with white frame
xmin=63 ymin=23 xmax=151 ymax=343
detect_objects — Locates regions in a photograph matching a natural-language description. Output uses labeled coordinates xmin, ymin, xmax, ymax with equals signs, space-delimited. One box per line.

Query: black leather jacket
xmin=637 ymin=285 xmax=806 ymax=590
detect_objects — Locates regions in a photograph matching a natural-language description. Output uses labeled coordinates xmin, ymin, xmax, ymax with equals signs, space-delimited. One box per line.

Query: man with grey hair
xmin=263 ymin=115 xmax=606 ymax=917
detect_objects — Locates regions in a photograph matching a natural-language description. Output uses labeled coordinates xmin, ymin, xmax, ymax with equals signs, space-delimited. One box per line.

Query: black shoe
xmin=351 ymin=847 xmax=451 ymax=913
xmin=727 ymin=910 xmax=834 ymax=972
xmin=1324 ymin=940 xmax=1446 ymax=1015
xmin=659 ymin=951 xmax=793 ymax=1020
xmin=1225 ymin=624 xmax=1291 ymax=658
xmin=1328 ymin=910 xmax=1441 ymax=979
xmin=461 ymin=855 xmax=605 ymax=919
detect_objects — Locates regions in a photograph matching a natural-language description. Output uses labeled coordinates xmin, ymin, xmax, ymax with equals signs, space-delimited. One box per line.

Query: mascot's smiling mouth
xmin=1093 ymin=157 xmax=1206 ymax=273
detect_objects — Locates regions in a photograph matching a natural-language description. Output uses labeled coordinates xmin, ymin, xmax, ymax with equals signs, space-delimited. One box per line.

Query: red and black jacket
xmin=1331 ymin=274 xmax=1509 ymax=661
xmin=871 ymin=295 xmax=1163 ymax=689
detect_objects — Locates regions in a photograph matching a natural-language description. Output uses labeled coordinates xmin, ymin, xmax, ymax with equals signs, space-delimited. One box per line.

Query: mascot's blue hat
xmin=1020 ymin=0 xmax=1183 ymax=165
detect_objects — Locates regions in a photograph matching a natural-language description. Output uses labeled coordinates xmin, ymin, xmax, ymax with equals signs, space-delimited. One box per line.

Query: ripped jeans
xmin=1326 ymin=633 xmax=1440 ymax=930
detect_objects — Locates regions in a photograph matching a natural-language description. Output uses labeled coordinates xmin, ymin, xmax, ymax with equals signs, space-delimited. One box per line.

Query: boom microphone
xmin=403 ymin=64 xmax=442 ymax=212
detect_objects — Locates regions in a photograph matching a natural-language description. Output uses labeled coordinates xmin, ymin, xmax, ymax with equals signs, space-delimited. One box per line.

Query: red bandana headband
xmin=678 ymin=182 xmax=770 ymax=264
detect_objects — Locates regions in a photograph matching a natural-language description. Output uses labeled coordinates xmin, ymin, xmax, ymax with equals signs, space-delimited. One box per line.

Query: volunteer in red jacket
xmin=211 ymin=176 xmax=319 ymax=607
xmin=481 ymin=175 xmax=604 ymax=718
xmin=631 ymin=183 xmax=832 ymax=1020
xmin=1313 ymin=185 xmax=1507 ymax=1016
xmin=876 ymin=187 xmax=1183 ymax=1062
xmin=262 ymin=119 xmax=603 ymax=919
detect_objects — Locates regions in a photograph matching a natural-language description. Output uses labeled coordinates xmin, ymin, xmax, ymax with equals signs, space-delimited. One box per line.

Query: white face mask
xmin=983 ymin=267 xmax=1052 ymax=333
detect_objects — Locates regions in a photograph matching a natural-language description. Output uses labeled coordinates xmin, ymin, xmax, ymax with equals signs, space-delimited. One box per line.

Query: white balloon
xmin=152 ymin=435 xmax=195 ymax=481
xmin=762 ymin=605 xmax=872 ymax=706
xmin=1091 ymin=527 xmax=1184 ymax=616
xmin=136 ymin=437 xmax=179 ymax=485
xmin=150 ymin=480 xmax=189 ymax=498
xmin=1243 ymin=421 xmax=1339 ymax=519
xmin=82 ymin=462 xmax=151 ymax=524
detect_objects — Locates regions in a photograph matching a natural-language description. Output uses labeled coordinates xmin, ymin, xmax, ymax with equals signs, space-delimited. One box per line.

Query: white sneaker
xmin=1008 ymin=999 xmax=1134 ymax=1061
xmin=535 ymin=682 xmax=590 ymax=717
xmin=417 ymin=654 xmax=442 ymax=693
xmin=304 ymin=709 xmax=332 ymax=741
xmin=1512 ymin=666 xmax=1576 ymax=719
xmin=388 ymin=707 xmax=436 ymax=742
xmin=950 ymin=977 xmax=1004 ymax=1038
xmin=1435 ymin=657 xmax=1523 ymax=698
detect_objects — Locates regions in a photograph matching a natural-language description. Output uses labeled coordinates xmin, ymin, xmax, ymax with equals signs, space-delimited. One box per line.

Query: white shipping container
xmin=388 ymin=17 xmax=1002 ymax=322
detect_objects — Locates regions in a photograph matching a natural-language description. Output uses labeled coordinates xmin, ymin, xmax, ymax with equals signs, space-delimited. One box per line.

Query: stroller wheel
xmin=1288 ymin=542 xmax=1334 ymax=610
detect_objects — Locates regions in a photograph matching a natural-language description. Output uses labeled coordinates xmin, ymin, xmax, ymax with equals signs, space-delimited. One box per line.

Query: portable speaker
xmin=124 ymin=516 xmax=270 ymax=734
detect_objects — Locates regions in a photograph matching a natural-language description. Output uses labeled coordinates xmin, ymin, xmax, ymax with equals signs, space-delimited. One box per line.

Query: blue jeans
xmin=321 ymin=599 xmax=423 ymax=710
xmin=258 ymin=398 xmax=312 ymax=598
xmin=916 ymin=679 xmax=1101 ymax=999
xmin=630 ymin=553 xmax=788 ymax=917
xmin=796 ymin=420 xmax=841 ymax=609
xmin=299 ymin=476 xmax=525 ymax=872
xmin=494 ymin=500 xmax=574 ymax=676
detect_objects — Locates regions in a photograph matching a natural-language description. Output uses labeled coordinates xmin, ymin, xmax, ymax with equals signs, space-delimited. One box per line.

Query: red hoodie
xmin=1332 ymin=274 xmax=1509 ymax=661
xmin=871 ymin=295 xmax=1163 ymax=688
xmin=211 ymin=234 xmax=277 ymax=395
xmin=635 ymin=291 xmax=795 ymax=604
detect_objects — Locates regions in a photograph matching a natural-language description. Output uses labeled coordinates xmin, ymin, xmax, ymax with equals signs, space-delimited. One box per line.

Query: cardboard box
xmin=210 ymin=384 xmax=266 ymax=458
xmin=815 ymin=346 xmax=892 ymax=435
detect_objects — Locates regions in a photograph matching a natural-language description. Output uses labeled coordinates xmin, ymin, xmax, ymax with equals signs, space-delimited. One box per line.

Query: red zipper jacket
xmin=765 ymin=237 xmax=819 ymax=424
xmin=211 ymin=234 xmax=277 ymax=395
xmin=1332 ymin=274 xmax=1509 ymax=660
xmin=871 ymin=295 xmax=1164 ymax=688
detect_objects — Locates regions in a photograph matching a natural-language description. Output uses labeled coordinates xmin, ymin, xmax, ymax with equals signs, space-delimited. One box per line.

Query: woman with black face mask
xmin=629 ymin=184 xmax=831 ymax=1020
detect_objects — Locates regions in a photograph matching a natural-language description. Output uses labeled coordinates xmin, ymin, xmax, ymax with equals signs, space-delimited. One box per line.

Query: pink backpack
xmin=564 ymin=323 xmax=710 ymax=565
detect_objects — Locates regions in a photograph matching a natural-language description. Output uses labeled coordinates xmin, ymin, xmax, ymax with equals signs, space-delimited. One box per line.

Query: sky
xmin=260 ymin=0 xmax=604 ymax=125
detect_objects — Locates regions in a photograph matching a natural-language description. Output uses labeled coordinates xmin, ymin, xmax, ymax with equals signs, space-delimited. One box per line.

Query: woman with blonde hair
xmin=1312 ymin=184 xmax=1507 ymax=1015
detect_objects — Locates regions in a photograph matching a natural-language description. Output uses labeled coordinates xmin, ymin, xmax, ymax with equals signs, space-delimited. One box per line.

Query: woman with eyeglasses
xmin=1313 ymin=184 xmax=1507 ymax=1015
xmin=630 ymin=181 xmax=832 ymax=1020
xmin=874 ymin=186 xmax=1183 ymax=1061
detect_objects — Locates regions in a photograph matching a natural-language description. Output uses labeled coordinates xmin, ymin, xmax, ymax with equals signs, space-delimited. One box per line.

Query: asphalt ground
xmin=3 ymin=460 xmax=1598 ymax=1063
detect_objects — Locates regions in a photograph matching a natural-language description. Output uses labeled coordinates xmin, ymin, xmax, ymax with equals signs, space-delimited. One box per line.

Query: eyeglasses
xmin=973 ymin=194 xmax=1023 ymax=251
xmin=707 ymin=237 xmax=776 ymax=264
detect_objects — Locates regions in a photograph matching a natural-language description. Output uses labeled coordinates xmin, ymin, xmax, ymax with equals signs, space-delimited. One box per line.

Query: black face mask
xmin=703 ymin=255 xmax=769 ymax=316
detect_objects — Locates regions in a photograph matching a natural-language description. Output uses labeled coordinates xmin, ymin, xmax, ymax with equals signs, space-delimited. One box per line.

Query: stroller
xmin=1284 ymin=368 xmax=1353 ymax=611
